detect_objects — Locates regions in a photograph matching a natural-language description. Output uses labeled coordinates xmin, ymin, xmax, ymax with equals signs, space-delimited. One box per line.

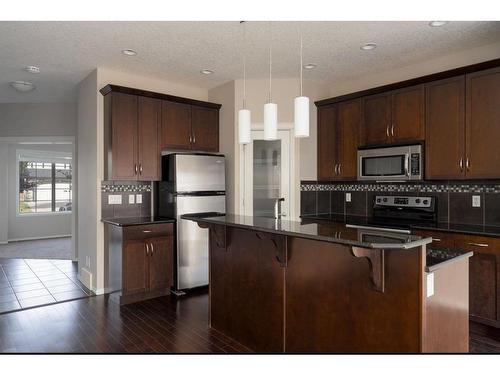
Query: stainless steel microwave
xmin=357 ymin=144 xmax=422 ymax=181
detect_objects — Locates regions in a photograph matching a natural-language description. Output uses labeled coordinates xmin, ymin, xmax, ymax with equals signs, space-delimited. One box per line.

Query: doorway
xmin=242 ymin=127 xmax=297 ymax=219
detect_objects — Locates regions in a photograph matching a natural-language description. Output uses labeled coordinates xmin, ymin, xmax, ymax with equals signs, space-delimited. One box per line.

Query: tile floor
xmin=0 ymin=258 xmax=92 ymax=314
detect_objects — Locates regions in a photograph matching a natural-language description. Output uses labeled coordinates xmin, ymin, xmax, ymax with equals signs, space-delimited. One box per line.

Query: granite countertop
xmin=181 ymin=213 xmax=431 ymax=250
xmin=102 ymin=216 xmax=176 ymax=227
xmin=426 ymin=248 xmax=473 ymax=272
xmin=301 ymin=214 xmax=500 ymax=238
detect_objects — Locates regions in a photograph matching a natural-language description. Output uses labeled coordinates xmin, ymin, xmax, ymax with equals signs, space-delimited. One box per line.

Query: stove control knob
xmin=415 ymin=199 xmax=421 ymax=204
xmin=376 ymin=198 xmax=381 ymax=203
xmin=423 ymin=199 xmax=429 ymax=205
xmin=383 ymin=198 xmax=388 ymax=202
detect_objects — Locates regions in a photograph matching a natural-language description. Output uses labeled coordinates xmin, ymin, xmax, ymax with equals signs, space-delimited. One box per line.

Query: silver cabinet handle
xmin=193 ymin=133 xmax=196 ymax=144
xmin=459 ymin=157 xmax=463 ymax=172
xmin=338 ymin=163 xmax=342 ymax=176
xmin=432 ymin=238 xmax=441 ymax=242
xmin=145 ymin=243 xmax=149 ymax=255
xmin=189 ymin=134 xmax=192 ymax=143
xmin=466 ymin=158 xmax=470 ymax=171
xmin=386 ymin=124 xmax=390 ymax=138
xmin=335 ymin=163 xmax=339 ymax=175
xmin=467 ymin=242 xmax=489 ymax=248
xmin=151 ymin=243 xmax=154 ymax=256
xmin=391 ymin=124 xmax=395 ymax=137
xmin=134 ymin=164 xmax=138 ymax=175
xmin=139 ymin=164 xmax=143 ymax=174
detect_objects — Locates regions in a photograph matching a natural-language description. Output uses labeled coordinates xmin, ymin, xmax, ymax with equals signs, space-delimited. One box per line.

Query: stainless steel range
xmin=347 ymin=195 xmax=437 ymax=234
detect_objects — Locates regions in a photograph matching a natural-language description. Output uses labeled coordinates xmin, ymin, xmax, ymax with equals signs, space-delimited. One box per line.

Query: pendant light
xmin=294 ymin=32 xmax=310 ymax=138
xmin=264 ymin=22 xmax=278 ymax=141
xmin=238 ymin=21 xmax=251 ymax=145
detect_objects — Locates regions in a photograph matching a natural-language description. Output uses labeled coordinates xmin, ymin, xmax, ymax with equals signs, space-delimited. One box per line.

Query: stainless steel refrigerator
xmin=158 ymin=153 xmax=225 ymax=291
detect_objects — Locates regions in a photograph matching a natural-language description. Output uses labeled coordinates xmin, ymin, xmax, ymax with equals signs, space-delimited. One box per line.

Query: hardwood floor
xmin=0 ymin=288 xmax=499 ymax=353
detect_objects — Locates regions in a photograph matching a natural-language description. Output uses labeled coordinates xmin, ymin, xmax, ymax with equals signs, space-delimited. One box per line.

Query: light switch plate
xmin=128 ymin=194 xmax=135 ymax=204
xmin=346 ymin=193 xmax=352 ymax=202
xmin=426 ymin=273 xmax=434 ymax=297
xmin=472 ymin=195 xmax=481 ymax=208
xmin=136 ymin=194 xmax=142 ymax=204
xmin=108 ymin=194 xmax=122 ymax=205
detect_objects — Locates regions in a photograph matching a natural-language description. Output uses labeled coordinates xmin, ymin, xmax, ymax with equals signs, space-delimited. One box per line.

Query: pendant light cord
xmin=269 ymin=21 xmax=272 ymax=103
xmin=300 ymin=32 xmax=303 ymax=96
xmin=242 ymin=21 xmax=247 ymax=109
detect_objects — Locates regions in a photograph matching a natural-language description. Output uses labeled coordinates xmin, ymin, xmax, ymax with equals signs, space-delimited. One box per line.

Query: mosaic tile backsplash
xmin=300 ymin=181 xmax=500 ymax=227
xmin=101 ymin=181 xmax=152 ymax=219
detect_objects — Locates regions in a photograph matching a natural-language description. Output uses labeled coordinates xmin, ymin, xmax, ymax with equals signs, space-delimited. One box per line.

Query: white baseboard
xmin=7 ymin=234 xmax=71 ymax=243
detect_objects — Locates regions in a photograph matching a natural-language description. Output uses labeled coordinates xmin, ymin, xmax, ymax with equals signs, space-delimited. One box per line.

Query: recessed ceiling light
xmin=24 ymin=65 xmax=40 ymax=74
xmin=303 ymin=63 xmax=317 ymax=70
xmin=429 ymin=21 xmax=449 ymax=27
xmin=121 ymin=49 xmax=137 ymax=56
xmin=360 ymin=43 xmax=377 ymax=51
xmin=200 ymin=69 xmax=214 ymax=75
xmin=10 ymin=81 xmax=36 ymax=92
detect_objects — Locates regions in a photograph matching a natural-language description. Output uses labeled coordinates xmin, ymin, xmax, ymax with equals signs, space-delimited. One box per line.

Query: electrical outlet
xmin=108 ymin=194 xmax=122 ymax=205
xmin=128 ymin=194 xmax=135 ymax=204
xmin=136 ymin=194 xmax=142 ymax=204
xmin=426 ymin=273 xmax=434 ymax=297
xmin=346 ymin=193 xmax=352 ymax=202
xmin=472 ymin=195 xmax=481 ymax=208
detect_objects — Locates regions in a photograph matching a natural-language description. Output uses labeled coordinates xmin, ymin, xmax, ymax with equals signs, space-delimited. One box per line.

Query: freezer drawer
xmin=176 ymin=194 xmax=226 ymax=289
xmin=174 ymin=154 xmax=225 ymax=193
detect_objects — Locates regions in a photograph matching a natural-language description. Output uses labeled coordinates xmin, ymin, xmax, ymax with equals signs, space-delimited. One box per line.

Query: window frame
xmin=16 ymin=151 xmax=73 ymax=217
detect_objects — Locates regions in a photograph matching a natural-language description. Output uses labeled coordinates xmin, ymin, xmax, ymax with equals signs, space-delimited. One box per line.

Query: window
xmin=19 ymin=160 xmax=72 ymax=214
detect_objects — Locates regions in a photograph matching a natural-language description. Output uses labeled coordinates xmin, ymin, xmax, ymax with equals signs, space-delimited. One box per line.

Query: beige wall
xmin=208 ymin=81 xmax=236 ymax=213
xmin=76 ymin=68 xmax=209 ymax=293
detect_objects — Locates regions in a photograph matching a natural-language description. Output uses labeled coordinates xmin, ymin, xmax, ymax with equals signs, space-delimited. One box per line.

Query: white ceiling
xmin=1 ymin=21 xmax=499 ymax=103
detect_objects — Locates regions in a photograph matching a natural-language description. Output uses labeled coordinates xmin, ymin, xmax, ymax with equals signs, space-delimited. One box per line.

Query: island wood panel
xmin=390 ymin=84 xmax=425 ymax=142
xmin=109 ymin=92 xmax=138 ymax=180
xmin=425 ymin=76 xmax=466 ymax=179
xmin=137 ymin=96 xmax=161 ymax=181
xmin=466 ymin=66 xmax=500 ymax=178
xmin=285 ymin=237 xmax=422 ymax=353
xmin=422 ymin=258 xmax=469 ymax=352
xmin=227 ymin=227 xmax=285 ymax=352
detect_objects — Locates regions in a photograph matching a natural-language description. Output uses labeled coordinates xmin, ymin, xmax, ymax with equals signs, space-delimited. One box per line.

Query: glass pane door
xmin=243 ymin=130 xmax=290 ymax=218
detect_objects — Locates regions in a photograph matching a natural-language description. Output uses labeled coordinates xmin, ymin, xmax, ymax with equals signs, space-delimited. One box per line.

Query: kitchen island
xmin=182 ymin=214 xmax=472 ymax=353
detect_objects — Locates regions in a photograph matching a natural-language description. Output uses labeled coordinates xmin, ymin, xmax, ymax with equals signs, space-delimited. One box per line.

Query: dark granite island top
xmin=182 ymin=213 xmax=471 ymax=353
xmin=181 ymin=213 xmax=432 ymax=250
xmin=102 ymin=216 xmax=176 ymax=227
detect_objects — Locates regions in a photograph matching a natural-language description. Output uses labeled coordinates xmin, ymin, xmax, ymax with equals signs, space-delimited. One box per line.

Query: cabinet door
xmin=138 ymin=96 xmax=161 ymax=181
xmin=317 ymin=105 xmax=337 ymax=180
xmin=111 ymin=92 xmax=138 ymax=180
xmin=390 ymin=85 xmax=425 ymax=142
xmin=123 ymin=240 xmax=149 ymax=296
xmin=161 ymin=101 xmax=192 ymax=150
xmin=425 ymin=76 xmax=466 ymax=179
xmin=191 ymin=106 xmax=219 ymax=152
xmin=466 ymin=67 xmax=500 ymax=179
xmin=148 ymin=237 xmax=174 ymax=293
xmin=336 ymin=99 xmax=361 ymax=180
xmin=362 ymin=92 xmax=391 ymax=146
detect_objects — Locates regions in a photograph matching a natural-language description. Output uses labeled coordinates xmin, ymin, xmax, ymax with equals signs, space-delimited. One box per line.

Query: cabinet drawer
xmin=413 ymin=230 xmax=455 ymax=248
xmin=453 ymin=234 xmax=499 ymax=255
xmin=123 ymin=223 xmax=174 ymax=241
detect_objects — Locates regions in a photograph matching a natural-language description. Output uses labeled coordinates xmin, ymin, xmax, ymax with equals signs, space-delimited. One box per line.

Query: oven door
xmin=357 ymin=145 xmax=416 ymax=181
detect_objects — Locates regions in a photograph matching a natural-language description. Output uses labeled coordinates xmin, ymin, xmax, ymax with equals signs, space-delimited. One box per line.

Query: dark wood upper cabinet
xmin=425 ymin=76 xmax=466 ymax=180
xmin=466 ymin=67 xmax=500 ymax=179
xmin=317 ymin=105 xmax=337 ymax=180
xmin=391 ymin=84 xmax=425 ymax=142
xmin=138 ymin=96 xmax=161 ymax=181
xmin=161 ymin=101 xmax=192 ymax=150
xmin=191 ymin=106 xmax=219 ymax=152
xmin=362 ymin=92 xmax=391 ymax=146
xmin=107 ymin=92 xmax=138 ymax=180
xmin=336 ymin=99 xmax=361 ymax=180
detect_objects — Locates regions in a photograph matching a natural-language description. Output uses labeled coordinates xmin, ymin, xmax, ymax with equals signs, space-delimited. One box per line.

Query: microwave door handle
xmin=404 ymin=154 xmax=410 ymax=177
